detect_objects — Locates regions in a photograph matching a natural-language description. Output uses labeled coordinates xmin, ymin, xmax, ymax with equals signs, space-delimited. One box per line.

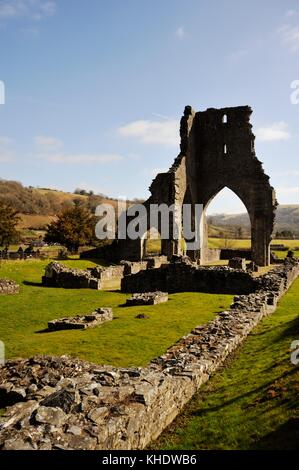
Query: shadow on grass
xmin=118 ymin=297 xmax=174 ymax=308
xmin=191 ymin=368 xmax=298 ymax=417
xmin=250 ymin=418 xmax=299 ymax=450
xmin=277 ymin=316 xmax=299 ymax=339
xmin=35 ymin=328 xmax=54 ymax=334
xmin=23 ymin=281 xmax=43 ymax=287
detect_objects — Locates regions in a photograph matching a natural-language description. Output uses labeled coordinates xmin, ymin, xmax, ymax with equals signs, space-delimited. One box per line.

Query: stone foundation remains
xmin=121 ymin=256 xmax=168 ymax=275
xmin=48 ymin=308 xmax=113 ymax=331
xmin=42 ymin=259 xmax=169 ymax=290
xmin=87 ymin=266 xmax=124 ymax=284
xmin=0 ymin=279 xmax=19 ymax=295
xmin=121 ymin=259 xmax=258 ymax=295
xmin=42 ymin=262 xmax=101 ymax=290
xmin=1 ymin=260 xmax=298 ymax=450
xmin=126 ymin=292 xmax=168 ymax=306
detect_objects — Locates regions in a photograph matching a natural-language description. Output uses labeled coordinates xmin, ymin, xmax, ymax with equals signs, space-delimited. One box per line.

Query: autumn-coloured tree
xmin=0 ymin=202 xmax=20 ymax=248
xmin=45 ymin=205 xmax=96 ymax=253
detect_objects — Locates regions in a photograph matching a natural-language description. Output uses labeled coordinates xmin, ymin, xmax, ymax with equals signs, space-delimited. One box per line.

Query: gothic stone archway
xmin=114 ymin=105 xmax=277 ymax=266
xmin=184 ymin=106 xmax=277 ymax=266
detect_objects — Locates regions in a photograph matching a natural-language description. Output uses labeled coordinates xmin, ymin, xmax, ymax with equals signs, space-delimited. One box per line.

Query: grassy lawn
xmin=152 ymin=278 xmax=299 ymax=450
xmin=0 ymin=259 xmax=233 ymax=368
xmin=209 ymin=237 xmax=299 ymax=249
xmin=208 ymin=238 xmax=299 ymax=259
xmin=146 ymin=238 xmax=299 ymax=258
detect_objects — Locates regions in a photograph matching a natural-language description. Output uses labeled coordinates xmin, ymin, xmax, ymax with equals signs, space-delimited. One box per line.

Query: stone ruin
xmin=42 ymin=258 xmax=169 ymax=291
xmin=0 ymin=279 xmax=19 ymax=295
xmin=87 ymin=265 xmax=124 ymax=284
xmin=0 ymin=259 xmax=298 ymax=450
xmin=92 ymin=105 xmax=277 ymax=267
xmin=125 ymin=292 xmax=168 ymax=306
xmin=48 ymin=308 xmax=113 ymax=331
xmin=121 ymin=257 xmax=259 ymax=295
xmin=228 ymin=257 xmax=247 ymax=271
xmin=42 ymin=262 xmax=101 ymax=290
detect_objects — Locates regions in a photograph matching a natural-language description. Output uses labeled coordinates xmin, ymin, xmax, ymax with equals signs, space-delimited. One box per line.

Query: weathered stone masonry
xmin=121 ymin=260 xmax=258 ymax=295
xmin=99 ymin=105 xmax=277 ymax=267
xmin=0 ymin=260 xmax=298 ymax=450
xmin=42 ymin=262 xmax=101 ymax=290
xmin=0 ymin=279 xmax=19 ymax=295
xmin=48 ymin=308 xmax=113 ymax=331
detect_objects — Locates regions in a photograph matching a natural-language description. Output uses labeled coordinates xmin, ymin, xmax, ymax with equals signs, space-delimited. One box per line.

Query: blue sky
xmin=0 ymin=0 xmax=299 ymax=213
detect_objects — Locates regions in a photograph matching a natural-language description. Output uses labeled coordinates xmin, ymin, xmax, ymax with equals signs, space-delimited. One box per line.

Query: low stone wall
xmin=42 ymin=262 xmax=101 ymax=290
xmin=0 ymin=260 xmax=298 ymax=450
xmin=121 ymin=260 xmax=258 ymax=295
xmin=42 ymin=259 xmax=170 ymax=291
xmin=126 ymin=292 xmax=168 ymax=306
xmin=121 ymin=260 xmax=149 ymax=275
xmin=88 ymin=265 xmax=125 ymax=283
xmin=0 ymin=279 xmax=19 ymax=295
xmin=88 ymin=257 xmax=168 ymax=282
xmin=48 ymin=308 xmax=113 ymax=331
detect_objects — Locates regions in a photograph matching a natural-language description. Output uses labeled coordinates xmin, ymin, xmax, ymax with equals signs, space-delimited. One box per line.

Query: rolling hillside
xmin=0 ymin=179 xmax=298 ymax=238
xmin=208 ymin=205 xmax=299 ymax=237
xmin=0 ymin=179 xmax=126 ymax=231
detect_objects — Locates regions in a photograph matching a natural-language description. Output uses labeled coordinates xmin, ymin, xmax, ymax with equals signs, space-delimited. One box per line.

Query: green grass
xmin=209 ymin=237 xmax=299 ymax=250
xmin=208 ymin=238 xmax=299 ymax=259
xmin=0 ymin=259 xmax=233 ymax=368
xmin=152 ymin=278 xmax=299 ymax=450
xmin=146 ymin=238 xmax=299 ymax=259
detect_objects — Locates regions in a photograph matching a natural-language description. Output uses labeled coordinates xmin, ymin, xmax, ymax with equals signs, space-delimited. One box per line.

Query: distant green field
xmin=0 ymin=259 xmax=233 ymax=367
xmin=208 ymin=237 xmax=299 ymax=250
xmin=146 ymin=238 xmax=299 ymax=259
xmin=153 ymin=278 xmax=299 ymax=450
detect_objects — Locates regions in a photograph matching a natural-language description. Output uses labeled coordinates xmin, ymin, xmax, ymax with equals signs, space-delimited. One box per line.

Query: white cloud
xmin=0 ymin=135 xmax=14 ymax=162
xmin=285 ymin=10 xmax=297 ymax=18
xmin=175 ymin=26 xmax=185 ymax=39
xmin=279 ymin=24 xmax=299 ymax=52
xmin=118 ymin=119 xmax=179 ymax=147
xmin=34 ymin=134 xmax=122 ymax=165
xmin=255 ymin=122 xmax=291 ymax=142
xmin=0 ymin=0 xmax=56 ymax=21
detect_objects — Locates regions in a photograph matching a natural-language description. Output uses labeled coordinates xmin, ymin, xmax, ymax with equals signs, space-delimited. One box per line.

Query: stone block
xmin=126 ymin=292 xmax=168 ymax=306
